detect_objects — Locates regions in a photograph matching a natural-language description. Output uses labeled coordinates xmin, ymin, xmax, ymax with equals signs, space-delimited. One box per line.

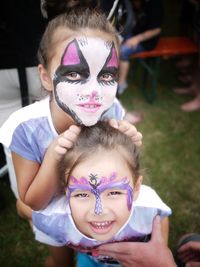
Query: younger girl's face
xmin=66 ymin=150 xmax=137 ymax=242
xmin=50 ymin=36 xmax=119 ymax=126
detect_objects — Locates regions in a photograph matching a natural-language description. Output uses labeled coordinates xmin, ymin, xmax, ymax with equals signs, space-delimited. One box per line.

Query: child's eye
xmin=73 ymin=192 xmax=89 ymax=198
xmin=65 ymin=72 xmax=81 ymax=80
xmin=99 ymin=73 xmax=114 ymax=82
xmin=108 ymin=191 xmax=123 ymax=196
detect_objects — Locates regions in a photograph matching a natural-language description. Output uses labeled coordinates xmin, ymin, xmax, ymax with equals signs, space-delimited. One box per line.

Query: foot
xmin=124 ymin=111 xmax=143 ymax=124
xmin=117 ymin=81 xmax=128 ymax=95
xmin=181 ymin=95 xmax=200 ymax=112
xmin=173 ymin=87 xmax=193 ymax=95
xmin=177 ymin=74 xmax=193 ymax=84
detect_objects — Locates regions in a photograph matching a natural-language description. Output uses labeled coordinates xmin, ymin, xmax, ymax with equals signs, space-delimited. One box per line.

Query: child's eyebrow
xmin=77 ymin=38 xmax=88 ymax=47
xmin=104 ymin=40 xmax=113 ymax=49
xmin=77 ymin=38 xmax=113 ymax=50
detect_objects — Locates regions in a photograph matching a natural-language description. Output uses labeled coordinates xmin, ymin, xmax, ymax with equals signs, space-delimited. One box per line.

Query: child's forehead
xmin=54 ymin=27 xmax=119 ymax=52
xmin=70 ymin=150 xmax=131 ymax=176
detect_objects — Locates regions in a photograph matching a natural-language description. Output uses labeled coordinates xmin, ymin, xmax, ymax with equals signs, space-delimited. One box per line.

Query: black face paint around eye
xmin=97 ymin=66 xmax=119 ymax=86
xmin=54 ymin=39 xmax=90 ymax=87
xmin=54 ymin=64 xmax=90 ymax=85
xmin=51 ymin=37 xmax=118 ymax=126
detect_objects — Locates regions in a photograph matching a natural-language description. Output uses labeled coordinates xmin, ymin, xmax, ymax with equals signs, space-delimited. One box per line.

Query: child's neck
xmin=50 ymin=100 xmax=75 ymax=134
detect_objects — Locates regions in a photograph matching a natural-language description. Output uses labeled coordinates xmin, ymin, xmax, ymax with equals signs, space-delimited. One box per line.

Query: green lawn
xmin=1 ymin=1 xmax=200 ymax=266
xmin=1 ymin=57 xmax=200 ymax=267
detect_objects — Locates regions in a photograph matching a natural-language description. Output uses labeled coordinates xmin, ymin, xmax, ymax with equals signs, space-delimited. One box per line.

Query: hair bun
xmin=41 ymin=0 xmax=99 ymax=20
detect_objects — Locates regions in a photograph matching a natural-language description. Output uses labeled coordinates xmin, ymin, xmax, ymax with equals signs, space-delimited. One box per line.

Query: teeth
xmin=91 ymin=221 xmax=111 ymax=228
xmin=84 ymin=104 xmax=97 ymax=108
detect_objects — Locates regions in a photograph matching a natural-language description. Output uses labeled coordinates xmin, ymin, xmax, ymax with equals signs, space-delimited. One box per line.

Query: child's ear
xmin=133 ymin=175 xmax=143 ymax=200
xmin=38 ymin=64 xmax=53 ymax=92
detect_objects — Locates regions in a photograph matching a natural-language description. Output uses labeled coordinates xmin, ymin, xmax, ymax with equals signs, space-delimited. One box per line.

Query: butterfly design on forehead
xmin=67 ymin=172 xmax=133 ymax=215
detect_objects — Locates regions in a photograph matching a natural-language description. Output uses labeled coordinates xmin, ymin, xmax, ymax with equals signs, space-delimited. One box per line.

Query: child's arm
xmin=108 ymin=119 xmax=143 ymax=147
xmin=12 ymin=125 xmax=81 ymax=210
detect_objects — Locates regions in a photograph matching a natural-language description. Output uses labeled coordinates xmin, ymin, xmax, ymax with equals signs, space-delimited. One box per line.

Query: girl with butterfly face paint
xmin=0 ymin=7 xmax=142 ymax=267
xmin=32 ymin=121 xmax=171 ymax=267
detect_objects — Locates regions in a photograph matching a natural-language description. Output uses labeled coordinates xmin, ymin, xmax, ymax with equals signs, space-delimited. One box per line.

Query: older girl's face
xmin=49 ymin=34 xmax=119 ymax=126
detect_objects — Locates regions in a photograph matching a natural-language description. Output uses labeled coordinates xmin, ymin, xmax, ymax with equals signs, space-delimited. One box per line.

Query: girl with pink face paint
xmin=0 ymin=6 xmax=142 ymax=267
xmin=32 ymin=121 xmax=171 ymax=267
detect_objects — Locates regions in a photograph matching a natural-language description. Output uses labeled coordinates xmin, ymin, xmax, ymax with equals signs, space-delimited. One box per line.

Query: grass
xmin=1 ymin=0 xmax=200 ymax=265
xmin=122 ymin=58 xmax=200 ymax=250
xmin=1 ymin=57 xmax=200 ymax=267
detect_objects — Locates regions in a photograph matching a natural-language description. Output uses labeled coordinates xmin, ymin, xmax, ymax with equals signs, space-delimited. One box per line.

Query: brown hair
xmin=38 ymin=6 xmax=119 ymax=68
xmin=58 ymin=121 xmax=140 ymax=188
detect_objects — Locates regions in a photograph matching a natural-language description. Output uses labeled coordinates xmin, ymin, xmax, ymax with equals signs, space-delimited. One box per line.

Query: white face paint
xmin=53 ymin=37 xmax=119 ymax=126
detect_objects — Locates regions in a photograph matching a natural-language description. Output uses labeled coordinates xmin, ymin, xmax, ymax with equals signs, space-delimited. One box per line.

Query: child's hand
xmin=109 ymin=119 xmax=143 ymax=147
xmin=54 ymin=125 xmax=81 ymax=158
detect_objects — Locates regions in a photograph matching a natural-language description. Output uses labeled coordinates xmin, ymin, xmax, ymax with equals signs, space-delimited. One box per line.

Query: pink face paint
xmin=89 ymin=91 xmax=98 ymax=102
xmin=106 ymin=46 xmax=118 ymax=68
xmin=62 ymin=40 xmax=81 ymax=65
xmin=67 ymin=172 xmax=133 ymax=214
xmin=53 ymin=38 xmax=119 ymax=126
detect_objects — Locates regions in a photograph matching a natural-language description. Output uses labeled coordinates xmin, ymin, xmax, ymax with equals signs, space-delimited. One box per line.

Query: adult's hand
xmin=185 ymin=263 xmax=200 ymax=267
xmin=96 ymin=216 xmax=177 ymax=267
xmin=177 ymin=239 xmax=200 ymax=266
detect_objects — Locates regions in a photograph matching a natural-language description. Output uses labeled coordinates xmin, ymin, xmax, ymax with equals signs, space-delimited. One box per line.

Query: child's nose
xmin=89 ymin=91 xmax=98 ymax=102
xmin=82 ymin=79 xmax=102 ymax=96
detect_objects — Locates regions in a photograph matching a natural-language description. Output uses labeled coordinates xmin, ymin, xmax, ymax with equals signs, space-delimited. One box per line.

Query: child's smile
xmin=67 ymin=149 xmax=135 ymax=241
xmin=88 ymin=220 xmax=115 ymax=235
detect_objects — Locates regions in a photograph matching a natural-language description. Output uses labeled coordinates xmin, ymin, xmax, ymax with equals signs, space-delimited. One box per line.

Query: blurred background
xmin=0 ymin=0 xmax=200 ymax=266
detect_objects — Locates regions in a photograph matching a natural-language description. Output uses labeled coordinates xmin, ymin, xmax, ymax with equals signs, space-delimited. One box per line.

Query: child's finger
xmin=108 ymin=118 xmax=119 ymax=129
xmin=116 ymin=120 xmax=143 ymax=146
xmin=118 ymin=120 xmax=137 ymax=133
xmin=55 ymin=145 xmax=67 ymax=155
xmin=68 ymin=125 xmax=81 ymax=134
xmin=134 ymin=140 xmax=142 ymax=147
xmin=131 ymin=132 xmax=143 ymax=143
xmin=63 ymin=126 xmax=81 ymax=142
xmin=58 ymin=137 xmax=74 ymax=149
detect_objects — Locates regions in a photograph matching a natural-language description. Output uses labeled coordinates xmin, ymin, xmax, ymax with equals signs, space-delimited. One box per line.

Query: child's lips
xmin=77 ymin=102 xmax=101 ymax=113
xmin=89 ymin=220 xmax=114 ymax=234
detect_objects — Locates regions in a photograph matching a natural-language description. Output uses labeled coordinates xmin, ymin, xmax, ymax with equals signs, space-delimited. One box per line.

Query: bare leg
xmin=124 ymin=111 xmax=143 ymax=124
xmin=118 ymin=60 xmax=130 ymax=85
xmin=46 ymin=246 xmax=75 ymax=267
xmin=173 ymin=85 xmax=195 ymax=95
xmin=181 ymin=94 xmax=200 ymax=112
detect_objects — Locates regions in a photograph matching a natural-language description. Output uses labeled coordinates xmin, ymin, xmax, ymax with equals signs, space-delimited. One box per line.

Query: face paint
xmin=53 ymin=37 xmax=119 ymax=126
xmin=67 ymin=172 xmax=133 ymax=214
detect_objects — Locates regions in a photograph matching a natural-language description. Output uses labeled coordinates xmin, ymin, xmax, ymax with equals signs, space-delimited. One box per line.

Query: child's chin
xmin=80 ymin=116 xmax=100 ymax=126
xmin=93 ymin=235 xmax=113 ymax=242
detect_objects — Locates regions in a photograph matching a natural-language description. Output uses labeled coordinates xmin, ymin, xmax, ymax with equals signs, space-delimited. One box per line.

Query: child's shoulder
xmin=0 ymin=97 xmax=51 ymax=147
xmin=135 ymin=185 xmax=170 ymax=211
xmin=102 ymin=98 xmax=125 ymax=120
xmin=9 ymin=97 xmax=49 ymax=120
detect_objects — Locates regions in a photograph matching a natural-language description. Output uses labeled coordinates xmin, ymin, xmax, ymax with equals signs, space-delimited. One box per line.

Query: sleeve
xmin=101 ymin=98 xmax=125 ymax=121
xmin=128 ymin=185 xmax=172 ymax=235
xmin=135 ymin=185 xmax=172 ymax=217
xmin=0 ymin=107 xmax=39 ymax=162
xmin=32 ymin=212 xmax=70 ymax=245
xmin=145 ymin=0 xmax=163 ymax=30
xmin=32 ymin=196 xmax=73 ymax=246
xmin=9 ymin=124 xmax=40 ymax=162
